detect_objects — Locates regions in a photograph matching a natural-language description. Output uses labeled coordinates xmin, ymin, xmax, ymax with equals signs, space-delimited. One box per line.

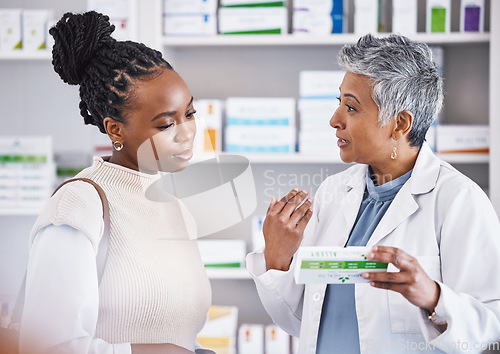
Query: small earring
xmin=112 ymin=141 xmax=124 ymax=151
xmin=391 ymin=143 xmax=397 ymax=160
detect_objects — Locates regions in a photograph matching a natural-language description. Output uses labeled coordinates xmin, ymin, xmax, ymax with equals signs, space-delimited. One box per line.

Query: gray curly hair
xmin=338 ymin=34 xmax=444 ymax=147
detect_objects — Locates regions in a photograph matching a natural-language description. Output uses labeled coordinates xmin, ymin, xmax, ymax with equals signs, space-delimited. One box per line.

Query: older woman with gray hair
xmin=247 ymin=34 xmax=500 ymax=353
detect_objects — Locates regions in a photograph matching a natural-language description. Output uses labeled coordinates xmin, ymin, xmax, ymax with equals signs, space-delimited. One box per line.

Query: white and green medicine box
xmin=0 ymin=9 xmax=22 ymax=51
xmin=220 ymin=0 xmax=286 ymax=7
xmin=294 ymin=246 xmax=388 ymax=284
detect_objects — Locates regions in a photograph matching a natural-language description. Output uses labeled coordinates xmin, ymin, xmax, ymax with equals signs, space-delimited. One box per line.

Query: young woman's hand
xmin=263 ymin=188 xmax=313 ymax=272
xmin=362 ymin=246 xmax=441 ymax=312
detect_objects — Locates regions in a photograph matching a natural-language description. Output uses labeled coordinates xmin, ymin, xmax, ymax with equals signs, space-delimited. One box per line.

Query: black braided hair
xmin=49 ymin=11 xmax=173 ymax=133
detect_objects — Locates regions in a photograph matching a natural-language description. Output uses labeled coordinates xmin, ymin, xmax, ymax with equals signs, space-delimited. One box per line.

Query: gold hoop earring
xmin=112 ymin=141 xmax=124 ymax=151
xmin=391 ymin=143 xmax=397 ymax=160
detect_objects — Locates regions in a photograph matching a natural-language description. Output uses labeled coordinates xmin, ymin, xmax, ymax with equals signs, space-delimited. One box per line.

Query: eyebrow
xmin=344 ymin=93 xmax=361 ymax=105
xmin=151 ymin=96 xmax=194 ymax=122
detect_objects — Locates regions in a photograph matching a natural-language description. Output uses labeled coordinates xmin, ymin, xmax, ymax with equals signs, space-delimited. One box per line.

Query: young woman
xmin=19 ymin=11 xmax=211 ymax=354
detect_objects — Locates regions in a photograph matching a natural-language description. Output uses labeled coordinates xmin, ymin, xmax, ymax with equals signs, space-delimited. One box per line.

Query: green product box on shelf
xmin=426 ymin=0 xmax=451 ymax=33
xmin=220 ymin=0 xmax=285 ymax=7
xmin=218 ymin=7 xmax=288 ymax=35
xmin=294 ymin=246 xmax=388 ymax=284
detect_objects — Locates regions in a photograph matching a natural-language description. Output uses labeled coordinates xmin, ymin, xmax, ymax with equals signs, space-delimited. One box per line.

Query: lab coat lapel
xmin=366 ymin=184 xmax=418 ymax=247
xmin=316 ymin=165 xmax=367 ymax=247
xmin=366 ymin=143 xmax=440 ymax=247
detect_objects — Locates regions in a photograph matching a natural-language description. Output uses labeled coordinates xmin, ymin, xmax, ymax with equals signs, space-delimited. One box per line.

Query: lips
xmin=172 ymin=148 xmax=193 ymax=161
xmin=337 ymin=136 xmax=350 ymax=148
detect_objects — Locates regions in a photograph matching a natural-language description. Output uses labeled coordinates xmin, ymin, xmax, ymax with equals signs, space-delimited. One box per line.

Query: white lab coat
xmin=247 ymin=143 xmax=500 ymax=354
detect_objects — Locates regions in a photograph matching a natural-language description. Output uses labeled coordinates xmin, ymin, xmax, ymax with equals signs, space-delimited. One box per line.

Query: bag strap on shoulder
xmin=9 ymin=178 xmax=110 ymax=329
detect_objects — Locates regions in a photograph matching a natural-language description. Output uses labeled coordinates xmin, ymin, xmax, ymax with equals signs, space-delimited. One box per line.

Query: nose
xmin=330 ymin=106 xmax=344 ymax=130
xmin=174 ymin=121 xmax=195 ymax=143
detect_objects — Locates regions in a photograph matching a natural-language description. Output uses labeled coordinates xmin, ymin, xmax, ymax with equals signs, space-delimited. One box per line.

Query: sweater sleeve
xmin=20 ymin=224 xmax=131 ymax=354
xmin=29 ymin=181 xmax=104 ymax=253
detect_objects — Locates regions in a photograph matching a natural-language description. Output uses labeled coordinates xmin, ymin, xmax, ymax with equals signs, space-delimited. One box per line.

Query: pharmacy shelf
xmin=0 ymin=208 xmax=41 ymax=215
xmin=162 ymin=32 xmax=490 ymax=47
xmin=205 ymin=267 xmax=251 ymax=280
xmin=192 ymin=152 xmax=488 ymax=164
xmin=0 ymin=51 xmax=51 ymax=60
xmin=0 ymin=33 xmax=488 ymax=60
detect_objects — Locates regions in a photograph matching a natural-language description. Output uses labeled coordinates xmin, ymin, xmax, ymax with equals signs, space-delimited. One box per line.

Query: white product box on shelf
xmin=197 ymin=306 xmax=238 ymax=354
xmin=293 ymin=0 xmax=346 ymax=35
xmin=294 ymin=246 xmax=388 ymax=284
xmin=164 ymin=14 xmax=217 ymax=36
xmin=225 ymin=97 xmax=296 ymax=153
xmin=193 ymin=99 xmax=222 ymax=153
xmin=293 ymin=12 xmax=334 ymax=35
xmin=197 ymin=239 xmax=247 ymax=268
xmin=436 ymin=125 xmax=489 ymax=153
xmin=392 ymin=0 xmax=417 ymax=35
xmin=88 ymin=0 xmax=137 ymax=40
xmin=218 ymin=7 xmax=288 ymax=35
xmin=0 ymin=136 xmax=55 ymax=211
xmin=163 ymin=0 xmax=217 ymax=14
xmin=299 ymin=71 xmax=344 ymax=99
xmin=0 ymin=9 xmax=22 ymax=51
xmin=251 ymin=215 xmax=265 ymax=251
xmin=238 ymin=324 xmax=264 ymax=354
xmin=460 ymin=0 xmax=484 ymax=32
xmin=22 ymin=10 xmax=54 ymax=51
xmin=354 ymin=0 xmax=378 ymax=34
xmin=426 ymin=0 xmax=451 ymax=33
xmin=299 ymin=133 xmax=339 ymax=155
xmin=265 ymin=324 xmax=291 ymax=354
xmin=220 ymin=0 xmax=286 ymax=6
xmin=298 ymin=98 xmax=338 ymax=113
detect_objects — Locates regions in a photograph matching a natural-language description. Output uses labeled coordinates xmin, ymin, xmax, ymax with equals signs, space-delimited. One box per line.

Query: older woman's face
xmin=330 ymin=71 xmax=394 ymax=166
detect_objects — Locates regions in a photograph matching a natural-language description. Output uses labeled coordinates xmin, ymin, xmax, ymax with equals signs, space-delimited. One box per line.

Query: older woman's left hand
xmin=362 ymin=246 xmax=440 ymax=312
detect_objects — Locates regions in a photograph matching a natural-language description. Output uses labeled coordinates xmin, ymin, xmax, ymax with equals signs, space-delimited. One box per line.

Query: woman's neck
xmin=370 ymin=145 xmax=420 ymax=186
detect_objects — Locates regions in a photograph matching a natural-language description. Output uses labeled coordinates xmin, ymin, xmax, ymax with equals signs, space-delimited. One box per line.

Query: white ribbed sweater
xmin=30 ymin=156 xmax=212 ymax=351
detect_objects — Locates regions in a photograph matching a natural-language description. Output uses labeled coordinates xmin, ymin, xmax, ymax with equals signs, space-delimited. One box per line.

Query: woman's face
xmin=330 ymin=71 xmax=394 ymax=167
xmin=121 ymin=69 xmax=196 ymax=173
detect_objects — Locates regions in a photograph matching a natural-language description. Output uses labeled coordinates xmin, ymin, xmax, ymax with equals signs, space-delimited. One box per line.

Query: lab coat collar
xmin=408 ymin=142 xmax=441 ymax=195
xmin=339 ymin=142 xmax=440 ymax=247
xmin=344 ymin=142 xmax=440 ymax=195
xmin=367 ymin=142 xmax=440 ymax=246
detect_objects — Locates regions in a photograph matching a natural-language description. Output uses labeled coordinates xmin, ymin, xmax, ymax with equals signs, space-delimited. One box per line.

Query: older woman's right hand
xmin=263 ymin=188 xmax=313 ymax=272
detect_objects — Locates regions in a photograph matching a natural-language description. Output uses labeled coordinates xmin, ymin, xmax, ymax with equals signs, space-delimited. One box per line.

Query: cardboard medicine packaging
xmin=294 ymin=246 xmax=388 ymax=284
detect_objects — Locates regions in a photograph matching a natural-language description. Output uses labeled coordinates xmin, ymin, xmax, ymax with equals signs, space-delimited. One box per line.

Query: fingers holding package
xmin=362 ymin=246 xmax=441 ymax=312
xmin=264 ymin=188 xmax=313 ymax=272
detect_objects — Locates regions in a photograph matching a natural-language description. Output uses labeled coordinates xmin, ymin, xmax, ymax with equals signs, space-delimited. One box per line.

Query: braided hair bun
xmin=50 ymin=11 xmax=116 ymax=85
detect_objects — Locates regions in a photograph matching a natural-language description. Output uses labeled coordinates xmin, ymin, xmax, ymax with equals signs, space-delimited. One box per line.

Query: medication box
xmin=22 ymin=10 xmax=54 ymax=51
xmin=163 ymin=14 xmax=216 ymax=36
xmin=197 ymin=306 xmax=238 ymax=354
xmin=460 ymin=0 xmax=484 ymax=32
xmin=220 ymin=0 xmax=285 ymax=6
xmin=218 ymin=7 xmax=288 ymax=35
xmin=265 ymin=324 xmax=290 ymax=354
xmin=354 ymin=0 xmax=378 ymax=34
xmin=436 ymin=125 xmax=489 ymax=153
xmin=392 ymin=0 xmax=417 ymax=35
xmin=225 ymin=97 xmax=296 ymax=153
xmin=0 ymin=9 xmax=22 ymax=51
xmin=238 ymin=324 xmax=264 ymax=354
xmin=197 ymin=239 xmax=247 ymax=268
xmin=427 ymin=0 xmax=451 ymax=33
xmin=164 ymin=0 xmax=217 ymax=14
xmin=294 ymin=246 xmax=388 ymax=284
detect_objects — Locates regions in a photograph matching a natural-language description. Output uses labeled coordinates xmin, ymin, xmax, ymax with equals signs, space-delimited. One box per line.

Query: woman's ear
xmin=104 ymin=117 xmax=125 ymax=143
xmin=393 ymin=110 xmax=414 ymax=140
